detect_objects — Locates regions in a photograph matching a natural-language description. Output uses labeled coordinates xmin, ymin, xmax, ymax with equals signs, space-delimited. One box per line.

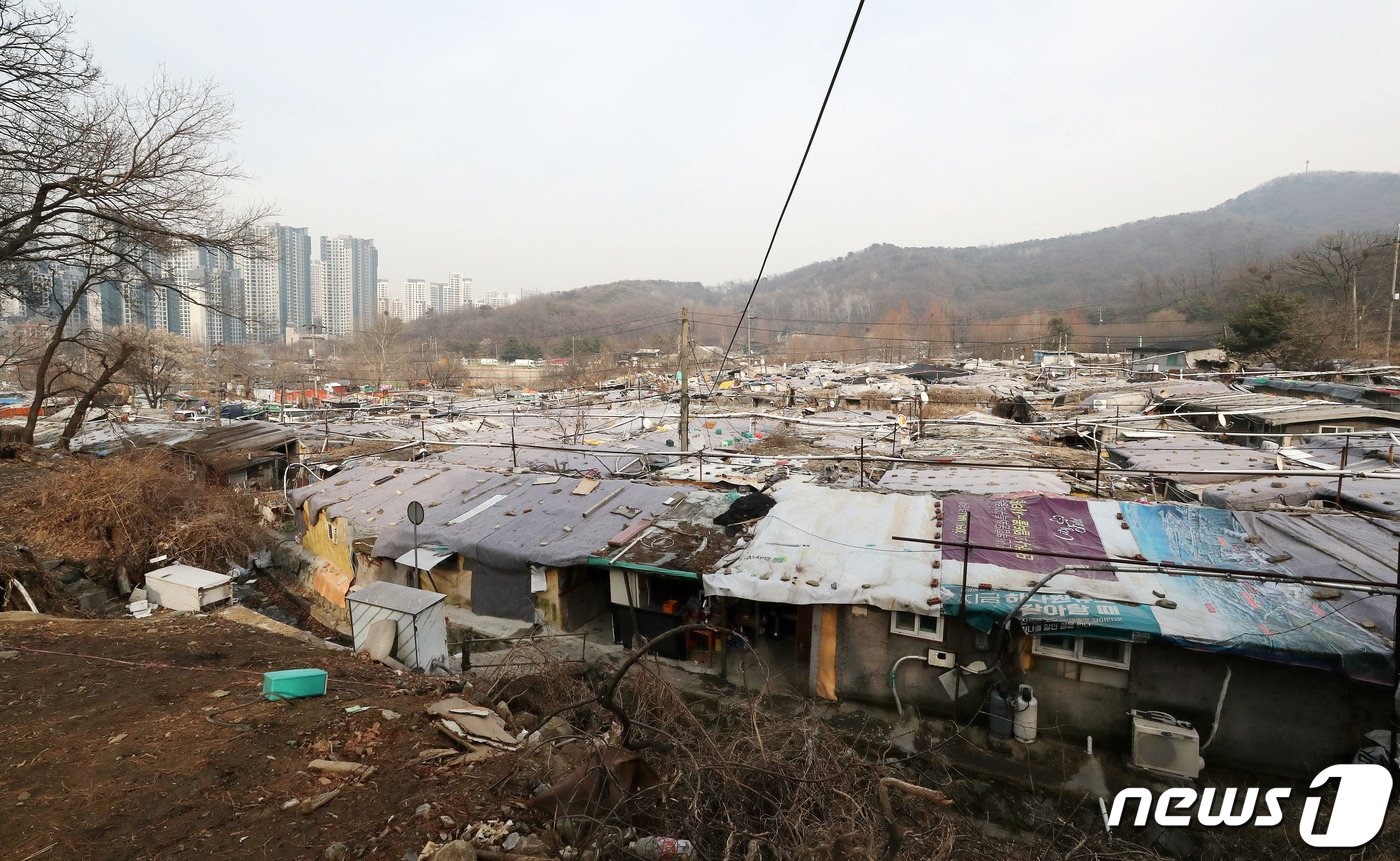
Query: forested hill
xmin=412 ymin=171 xmax=1400 ymax=354
xmin=752 ymin=171 xmax=1400 ymax=322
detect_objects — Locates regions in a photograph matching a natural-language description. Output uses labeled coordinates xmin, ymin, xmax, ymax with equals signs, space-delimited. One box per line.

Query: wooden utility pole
xmin=1387 ymin=223 xmax=1400 ymax=364
xmin=211 ymin=344 xmax=222 ymax=427
xmin=678 ymin=307 xmax=690 ymax=451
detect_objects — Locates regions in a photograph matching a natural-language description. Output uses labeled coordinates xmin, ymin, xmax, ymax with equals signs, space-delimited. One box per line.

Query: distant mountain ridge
xmin=414 ymin=171 xmax=1400 ymax=353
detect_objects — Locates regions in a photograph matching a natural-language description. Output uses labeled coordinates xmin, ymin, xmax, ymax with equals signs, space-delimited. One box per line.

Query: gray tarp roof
xmin=292 ymin=458 xmax=679 ymax=572
xmin=877 ymin=466 xmax=1070 ymax=495
xmin=1107 ymin=437 xmax=1281 ymax=485
xmin=1201 ymin=474 xmax=1400 ymax=514
xmin=1238 ymin=510 xmax=1399 ymax=635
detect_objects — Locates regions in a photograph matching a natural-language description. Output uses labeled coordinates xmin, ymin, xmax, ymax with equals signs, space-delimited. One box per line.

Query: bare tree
xmin=55 ymin=327 xmax=138 ymax=449
xmin=0 ymin=2 xmax=270 ymax=443
xmin=345 ymin=313 xmax=406 ymax=391
xmin=1285 ymin=232 xmax=1390 ymax=352
xmin=120 ymin=326 xmax=201 ymax=409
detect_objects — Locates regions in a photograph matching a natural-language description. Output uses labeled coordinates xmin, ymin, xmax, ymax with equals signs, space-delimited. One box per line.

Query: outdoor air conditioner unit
xmin=1129 ymin=710 xmax=1204 ymax=780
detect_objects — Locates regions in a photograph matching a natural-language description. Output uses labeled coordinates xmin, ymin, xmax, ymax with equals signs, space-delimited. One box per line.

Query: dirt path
xmin=0 ymin=613 xmax=527 ymax=861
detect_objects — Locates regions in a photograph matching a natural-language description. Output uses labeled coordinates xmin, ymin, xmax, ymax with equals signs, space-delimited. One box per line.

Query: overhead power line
xmin=710 ymin=0 xmax=865 ymax=392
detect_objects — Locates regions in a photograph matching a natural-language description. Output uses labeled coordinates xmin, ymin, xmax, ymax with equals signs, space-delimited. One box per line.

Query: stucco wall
xmin=834 ymin=607 xmax=997 ymax=717
xmin=300 ymin=502 xmax=355 ymax=577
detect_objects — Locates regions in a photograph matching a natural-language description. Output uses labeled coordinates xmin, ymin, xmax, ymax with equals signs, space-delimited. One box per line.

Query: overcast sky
xmin=69 ymin=1 xmax=1400 ymax=293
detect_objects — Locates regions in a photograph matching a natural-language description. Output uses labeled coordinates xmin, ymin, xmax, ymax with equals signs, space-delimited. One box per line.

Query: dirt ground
xmin=0 ymin=612 xmax=530 ymax=861
xmin=7 ymin=610 xmax=1400 ymax=861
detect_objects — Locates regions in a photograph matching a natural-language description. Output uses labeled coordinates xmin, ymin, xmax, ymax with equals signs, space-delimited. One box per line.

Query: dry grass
xmin=0 ymin=449 xmax=269 ymax=583
xmin=482 ymin=652 xmax=959 ymax=861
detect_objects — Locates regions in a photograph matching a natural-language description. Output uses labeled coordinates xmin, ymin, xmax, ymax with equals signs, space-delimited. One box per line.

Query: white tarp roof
xmin=708 ymin=481 xmax=942 ymax=615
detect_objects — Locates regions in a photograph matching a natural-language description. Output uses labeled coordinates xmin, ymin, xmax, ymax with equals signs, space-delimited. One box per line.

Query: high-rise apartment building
xmin=448 ymin=272 xmax=473 ymax=310
xmin=236 ymin=223 xmax=311 ymax=342
xmin=164 ymin=244 xmax=243 ymax=346
xmin=311 ymin=260 xmax=327 ymax=334
xmin=402 ymin=278 xmax=429 ymax=321
xmin=319 ymin=235 xmax=378 ymax=337
xmin=163 ymin=245 xmax=212 ymax=345
xmin=478 ymin=289 xmax=514 ymax=309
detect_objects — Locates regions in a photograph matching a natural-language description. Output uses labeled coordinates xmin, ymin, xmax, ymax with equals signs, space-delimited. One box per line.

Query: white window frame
xmin=890 ymin=609 xmax=944 ymax=642
xmin=1318 ymin=425 xmax=1355 ymax=435
xmin=1032 ymin=635 xmax=1131 ymax=669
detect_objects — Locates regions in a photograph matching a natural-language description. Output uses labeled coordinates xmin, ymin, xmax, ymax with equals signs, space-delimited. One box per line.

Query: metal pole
xmin=1337 ymin=434 xmax=1351 ymax=505
xmin=412 ymin=521 xmax=420 ymax=590
xmin=859 ymin=437 xmax=865 ymax=487
xmin=1391 ymin=542 xmax=1399 ymax=788
xmin=211 ymin=345 xmax=222 ymax=427
xmin=954 ymin=508 xmax=972 ymax=723
xmin=1093 ymin=424 xmax=1103 ymax=498
xmin=511 ymin=408 xmax=518 ymax=467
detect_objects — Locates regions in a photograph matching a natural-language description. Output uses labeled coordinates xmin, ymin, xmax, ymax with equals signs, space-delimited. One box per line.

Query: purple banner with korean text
xmin=943 ymin=494 xmax=1113 ymax=578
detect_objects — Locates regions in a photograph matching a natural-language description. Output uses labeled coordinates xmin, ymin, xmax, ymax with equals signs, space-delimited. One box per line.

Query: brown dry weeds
xmin=0 ymin=448 xmax=269 ymax=583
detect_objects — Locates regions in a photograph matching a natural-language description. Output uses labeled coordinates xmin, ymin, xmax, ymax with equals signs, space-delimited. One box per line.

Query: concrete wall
xmin=833 ymin=607 xmax=998 ymax=716
xmin=1020 ymin=640 xmax=1390 ymax=778
xmin=829 ymin=605 xmax=1389 ymax=778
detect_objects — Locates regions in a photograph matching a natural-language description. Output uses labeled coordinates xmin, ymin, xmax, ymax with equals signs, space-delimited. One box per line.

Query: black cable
xmin=709 ymin=0 xmax=865 ymax=392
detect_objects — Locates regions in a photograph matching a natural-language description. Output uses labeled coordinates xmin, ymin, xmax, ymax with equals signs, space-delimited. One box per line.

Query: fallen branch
xmin=877 ymin=777 xmax=953 ymax=861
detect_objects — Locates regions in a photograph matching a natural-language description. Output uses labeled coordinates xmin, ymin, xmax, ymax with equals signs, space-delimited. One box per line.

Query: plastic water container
xmin=262 ymin=668 xmax=328 ymax=700
xmin=1013 ymin=683 xmax=1038 ymax=743
xmin=989 ymin=684 xmax=1014 ymax=739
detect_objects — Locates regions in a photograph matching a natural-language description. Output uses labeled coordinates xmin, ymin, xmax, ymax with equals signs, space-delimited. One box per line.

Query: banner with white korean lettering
xmin=942 ymin=494 xmax=1110 ymax=576
xmin=946 ymin=585 xmax=1161 ymax=638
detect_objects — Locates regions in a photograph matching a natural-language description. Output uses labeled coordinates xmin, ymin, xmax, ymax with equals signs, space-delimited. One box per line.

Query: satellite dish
xmin=407 ymin=500 xmax=425 ymax=525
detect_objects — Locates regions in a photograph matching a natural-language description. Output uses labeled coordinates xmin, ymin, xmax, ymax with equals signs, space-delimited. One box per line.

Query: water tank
xmin=1013 ymin=684 xmax=1038 ymax=743
xmin=989 ymin=684 xmax=1014 ymax=740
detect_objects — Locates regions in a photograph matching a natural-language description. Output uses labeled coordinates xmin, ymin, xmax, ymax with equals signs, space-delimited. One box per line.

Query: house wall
xmin=301 ymin=503 xmax=354 ymax=578
xmin=833 ymin=608 xmax=997 ymax=716
xmin=1023 ymin=641 xmax=1390 ymax=778
xmin=827 ymin=606 xmax=1388 ymax=779
xmin=415 ymin=558 xmax=473 ymax=609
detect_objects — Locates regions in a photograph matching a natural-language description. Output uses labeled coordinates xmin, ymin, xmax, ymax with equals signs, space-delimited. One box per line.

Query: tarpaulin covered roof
xmin=1199 ymin=474 xmax=1400 ymax=514
xmin=1159 ymin=391 xmax=1400 ymax=430
xmin=707 ymin=483 xmax=1396 ymax=682
xmin=1107 ymin=437 xmax=1282 ymax=485
xmin=706 ymin=481 xmax=942 ymax=615
xmin=878 ymin=466 xmax=1071 ymax=496
xmin=292 ymin=459 xmax=678 ymax=573
xmin=931 ymin=495 xmax=1397 ymax=684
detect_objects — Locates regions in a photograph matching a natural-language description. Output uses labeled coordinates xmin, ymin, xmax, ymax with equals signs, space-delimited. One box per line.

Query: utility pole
xmin=1387 ymin=222 xmax=1400 ymax=364
xmin=211 ymin=344 xmax=222 ymax=427
xmin=1353 ymin=269 xmax=1362 ymax=352
xmin=678 ymin=307 xmax=690 ymax=451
